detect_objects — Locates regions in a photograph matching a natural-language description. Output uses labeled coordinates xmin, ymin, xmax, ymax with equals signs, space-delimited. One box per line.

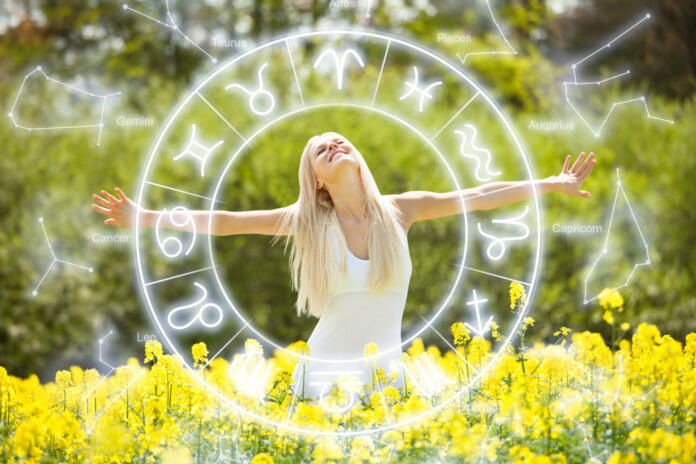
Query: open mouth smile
xmin=329 ymin=149 xmax=347 ymax=162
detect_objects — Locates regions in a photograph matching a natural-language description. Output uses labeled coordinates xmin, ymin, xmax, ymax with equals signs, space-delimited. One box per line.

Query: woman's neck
xmin=328 ymin=178 xmax=368 ymax=224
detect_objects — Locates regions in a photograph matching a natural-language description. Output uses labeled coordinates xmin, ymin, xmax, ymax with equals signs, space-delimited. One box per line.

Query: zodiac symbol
xmin=225 ymin=62 xmax=276 ymax=116
xmin=399 ymin=66 xmax=442 ymax=112
xmin=313 ymin=48 xmax=365 ymax=90
xmin=465 ymin=289 xmax=494 ymax=337
xmin=477 ymin=206 xmax=530 ymax=261
xmin=454 ymin=124 xmax=501 ymax=182
xmin=155 ymin=206 xmax=197 ymax=258
xmin=173 ymin=124 xmax=223 ymax=177
xmin=309 ymin=370 xmax=364 ymax=413
xmin=394 ymin=353 xmax=456 ymax=398
xmin=167 ymin=281 xmax=223 ymax=330
xmin=228 ymin=350 xmax=274 ymax=401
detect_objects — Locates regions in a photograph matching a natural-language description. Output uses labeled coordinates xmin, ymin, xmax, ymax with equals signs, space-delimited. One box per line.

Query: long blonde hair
xmin=271 ymin=132 xmax=408 ymax=318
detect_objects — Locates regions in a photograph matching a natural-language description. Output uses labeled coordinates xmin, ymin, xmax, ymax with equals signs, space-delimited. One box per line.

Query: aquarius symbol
xmin=166 ymin=281 xmax=223 ymax=330
xmin=228 ymin=350 xmax=274 ymax=401
xmin=173 ymin=124 xmax=223 ymax=177
xmin=454 ymin=124 xmax=501 ymax=182
xmin=477 ymin=206 xmax=530 ymax=261
xmin=309 ymin=370 xmax=364 ymax=413
xmin=313 ymin=48 xmax=365 ymax=90
xmin=225 ymin=63 xmax=276 ymax=116
xmin=399 ymin=66 xmax=442 ymax=112
xmin=155 ymin=206 xmax=197 ymax=258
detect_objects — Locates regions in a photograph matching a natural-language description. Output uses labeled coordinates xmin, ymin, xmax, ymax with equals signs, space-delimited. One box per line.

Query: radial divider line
xmin=430 ymin=91 xmax=480 ymax=140
xmin=195 ymin=91 xmax=246 ymax=141
xmin=200 ymin=326 xmax=246 ymax=371
xmin=371 ymin=39 xmax=391 ymax=107
xmin=144 ymin=181 xmax=224 ymax=204
xmin=144 ymin=264 xmax=219 ymax=287
xmin=285 ymin=40 xmax=305 ymax=107
xmin=457 ymin=264 xmax=531 ymax=286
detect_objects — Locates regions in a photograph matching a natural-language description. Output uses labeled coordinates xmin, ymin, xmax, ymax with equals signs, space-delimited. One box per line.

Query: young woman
xmin=92 ymin=132 xmax=595 ymax=402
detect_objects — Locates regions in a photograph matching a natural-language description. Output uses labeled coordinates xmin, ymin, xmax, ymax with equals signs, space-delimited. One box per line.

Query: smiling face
xmin=309 ymin=132 xmax=361 ymax=191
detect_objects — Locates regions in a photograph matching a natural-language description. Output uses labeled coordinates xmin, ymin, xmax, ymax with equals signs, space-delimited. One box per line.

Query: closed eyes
xmin=316 ymin=139 xmax=344 ymax=157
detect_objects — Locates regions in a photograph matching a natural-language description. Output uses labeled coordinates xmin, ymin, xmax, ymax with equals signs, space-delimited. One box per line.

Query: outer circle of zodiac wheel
xmin=134 ymin=29 xmax=542 ymax=436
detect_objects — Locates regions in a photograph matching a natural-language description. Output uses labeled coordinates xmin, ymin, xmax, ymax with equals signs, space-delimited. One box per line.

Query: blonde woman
xmin=92 ymin=132 xmax=596 ymax=401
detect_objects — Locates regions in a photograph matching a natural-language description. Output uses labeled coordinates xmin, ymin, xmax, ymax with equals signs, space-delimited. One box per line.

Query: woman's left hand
xmin=553 ymin=152 xmax=596 ymax=198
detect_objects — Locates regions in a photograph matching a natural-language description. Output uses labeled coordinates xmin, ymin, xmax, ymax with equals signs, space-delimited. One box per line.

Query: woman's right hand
xmin=91 ymin=188 xmax=139 ymax=228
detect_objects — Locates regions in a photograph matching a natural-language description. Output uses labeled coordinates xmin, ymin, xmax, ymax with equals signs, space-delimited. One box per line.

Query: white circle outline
xmin=134 ymin=29 xmax=543 ymax=436
xmin=207 ymin=102 xmax=468 ymax=363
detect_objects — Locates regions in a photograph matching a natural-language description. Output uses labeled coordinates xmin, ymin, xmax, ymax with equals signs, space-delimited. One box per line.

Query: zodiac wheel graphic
xmin=134 ymin=29 xmax=542 ymax=435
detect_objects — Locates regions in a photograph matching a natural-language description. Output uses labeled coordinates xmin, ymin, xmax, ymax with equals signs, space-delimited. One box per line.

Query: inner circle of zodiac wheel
xmin=134 ymin=29 xmax=542 ymax=436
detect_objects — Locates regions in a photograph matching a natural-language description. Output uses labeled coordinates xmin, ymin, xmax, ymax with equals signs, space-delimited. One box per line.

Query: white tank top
xmin=291 ymin=224 xmax=412 ymax=402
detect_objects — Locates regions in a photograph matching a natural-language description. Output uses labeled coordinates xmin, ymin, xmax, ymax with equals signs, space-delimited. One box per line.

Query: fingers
xmin=100 ymin=189 xmax=119 ymax=204
xmin=91 ymin=203 xmax=112 ymax=215
xmin=577 ymin=152 xmax=595 ymax=176
xmin=114 ymin=187 xmax=127 ymax=202
xmin=578 ymin=157 xmax=596 ymax=182
xmin=579 ymin=190 xmax=591 ymax=198
xmin=562 ymin=154 xmax=571 ymax=174
xmin=570 ymin=152 xmax=586 ymax=173
xmin=92 ymin=194 xmax=113 ymax=209
xmin=104 ymin=218 xmax=118 ymax=226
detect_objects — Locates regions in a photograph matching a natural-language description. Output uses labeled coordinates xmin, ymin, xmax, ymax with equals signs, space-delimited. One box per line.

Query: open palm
xmin=556 ymin=152 xmax=596 ymax=198
xmin=91 ymin=188 xmax=139 ymax=228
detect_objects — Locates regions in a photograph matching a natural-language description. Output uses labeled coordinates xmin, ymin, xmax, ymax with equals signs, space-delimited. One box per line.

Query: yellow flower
xmin=620 ymin=322 xmax=630 ymax=331
xmin=490 ymin=321 xmax=501 ymax=341
xmin=251 ymin=452 xmax=274 ymax=464
xmin=603 ymin=310 xmax=615 ymax=325
xmin=287 ymin=340 xmax=311 ymax=356
xmin=522 ymin=317 xmax=535 ymax=329
xmin=509 ymin=281 xmax=526 ymax=310
xmin=55 ymin=370 xmax=72 ymax=389
xmin=451 ymin=322 xmax=471 ymax=345
xmin=84 ymin=368 xmax=99 ymax=385
xmin=144 ymin=340 xmax=163 ymax=363
xmin=598 ymin=288 xmax=624 ymax=310
xmin=244 ymin=338 xmax=263 ymax=355
xmin=364 ymin=343 xmax=379 ymax=363
xmin=191 ymin=342 xmax=209 ymax=368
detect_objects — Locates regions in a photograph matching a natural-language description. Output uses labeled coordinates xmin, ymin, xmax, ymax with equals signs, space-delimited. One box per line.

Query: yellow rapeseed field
xmin=2 ymin=286 xmax=695 ymax=463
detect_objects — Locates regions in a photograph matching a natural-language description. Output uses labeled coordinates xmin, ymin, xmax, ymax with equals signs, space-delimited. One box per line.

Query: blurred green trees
xmin=0 ymin=0 xmax=694 ymax=380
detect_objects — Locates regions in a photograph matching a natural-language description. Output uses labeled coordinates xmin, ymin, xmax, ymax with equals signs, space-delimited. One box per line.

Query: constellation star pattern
xmin=8 ymin=66 xmax=121 ymax=146
xmin=584 ymin=169 xmax=650 ymax=305
xmin=456 ymin=0 xmax=518 ymax=64
xmin=122 ymin=0 xmax=217 ymax=63
xmin=32 ymin=217 xmax=93 ymax=297
xmin=563 ymin=14 xmax=674 ymax=137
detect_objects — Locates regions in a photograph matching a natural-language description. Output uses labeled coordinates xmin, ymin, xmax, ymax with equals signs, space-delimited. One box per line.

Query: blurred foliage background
xmin=0 ymin=0 xmax=694 ymax=381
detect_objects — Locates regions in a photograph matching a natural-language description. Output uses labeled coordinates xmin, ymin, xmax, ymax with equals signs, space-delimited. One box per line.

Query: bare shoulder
xmin=383 ymin=193 xmax=426 ymax=234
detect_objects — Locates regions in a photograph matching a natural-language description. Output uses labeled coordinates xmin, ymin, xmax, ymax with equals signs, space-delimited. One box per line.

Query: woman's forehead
xmin=319 ymin=132 xmax=345 ymax=141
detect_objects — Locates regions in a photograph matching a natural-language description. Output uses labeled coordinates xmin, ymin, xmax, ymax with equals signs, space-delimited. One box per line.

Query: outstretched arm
xmin=392 ymin=152 xmax=596 ymax=225
xmin=91 ymin=188 xmax=293 ymax=236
